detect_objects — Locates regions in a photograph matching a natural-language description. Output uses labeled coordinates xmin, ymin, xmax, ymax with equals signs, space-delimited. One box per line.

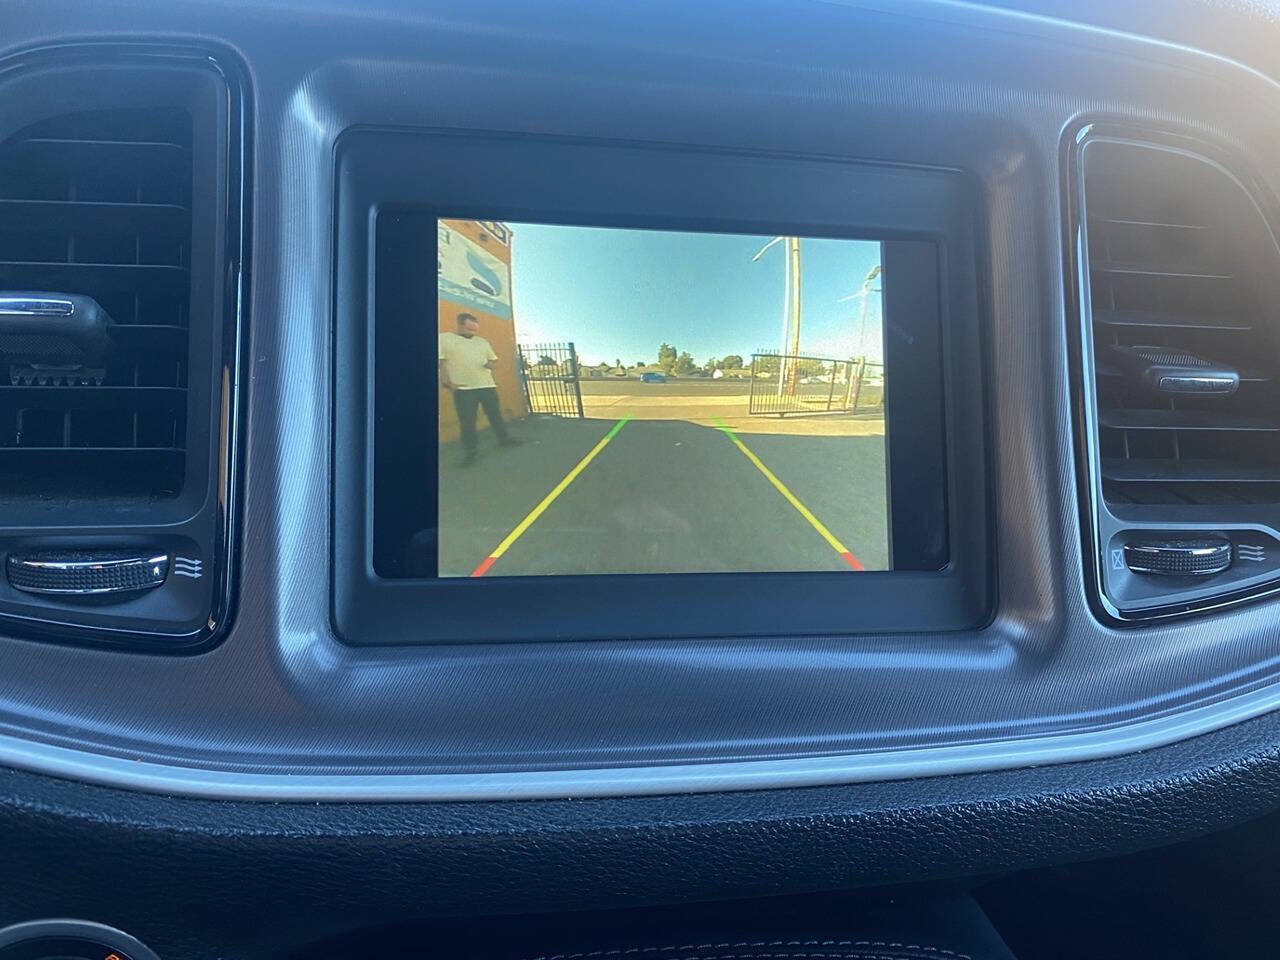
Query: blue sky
xmin=505 ymin=222 xmax=884 ymax=367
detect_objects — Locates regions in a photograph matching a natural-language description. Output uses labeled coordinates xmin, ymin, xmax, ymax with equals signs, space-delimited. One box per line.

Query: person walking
xmin=438 ymin=313 xmax=520 ymax=466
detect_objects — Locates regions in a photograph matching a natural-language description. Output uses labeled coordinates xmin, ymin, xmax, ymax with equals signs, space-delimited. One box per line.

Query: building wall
xmin=437 ymin=219 xmax=526 ymax=444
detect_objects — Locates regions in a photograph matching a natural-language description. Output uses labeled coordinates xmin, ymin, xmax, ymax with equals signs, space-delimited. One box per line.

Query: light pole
xmin=785 ymin=238 xmax=802 ymax=395
xmin=752 ymin=236 xmax=803 ymax=396
xmin=839 ymin=264 xmax=882 ymax=409
xmin=839 ymin=264 xmax=882 ymax=357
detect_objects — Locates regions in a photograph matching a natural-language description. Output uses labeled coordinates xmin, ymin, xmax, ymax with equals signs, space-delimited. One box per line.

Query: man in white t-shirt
xmin=439 ymin=313 xmax=519 ymax=466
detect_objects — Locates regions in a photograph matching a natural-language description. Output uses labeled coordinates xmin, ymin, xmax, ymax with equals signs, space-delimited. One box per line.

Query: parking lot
xmin=438 ymin=382 xmax=888 ymax=577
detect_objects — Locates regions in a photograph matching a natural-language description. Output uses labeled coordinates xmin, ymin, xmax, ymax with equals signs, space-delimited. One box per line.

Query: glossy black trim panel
xmin=332 ymin=130 xmax=989 ymax=644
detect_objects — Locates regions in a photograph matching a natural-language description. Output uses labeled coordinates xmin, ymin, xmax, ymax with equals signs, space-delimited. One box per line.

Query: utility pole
xmin=786 ymin=237 xmax=802 ymax=395
xmin=853 ymin=264 xmax=882 ymax=357
xmin=778 ymin=243 xmax=791 ymax=397
xmin=839 ymin=264 xmax=883 ymax=413
xmin=751 ymin=235 xmax=798 ymax=398
xmin=858 ymin=283 xmax=871 ymax=355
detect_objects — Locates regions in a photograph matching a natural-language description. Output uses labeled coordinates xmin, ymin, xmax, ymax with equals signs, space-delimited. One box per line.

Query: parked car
xmin=640 ymin=372 xmax=667 ymax=383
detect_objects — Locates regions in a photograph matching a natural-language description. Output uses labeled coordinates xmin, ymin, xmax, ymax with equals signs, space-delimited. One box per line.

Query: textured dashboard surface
xmin=7 ymin=706 xmax=1280 ymax=959
xmin=0 ymin=0 xmax=1278 ymax=796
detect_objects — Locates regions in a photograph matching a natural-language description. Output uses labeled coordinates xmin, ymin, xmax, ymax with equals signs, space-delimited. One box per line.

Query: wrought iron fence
xmin=748 ymin=352 xmax=884 ymax=417
xmin=517 ymin=341 xmax=584 ymax=418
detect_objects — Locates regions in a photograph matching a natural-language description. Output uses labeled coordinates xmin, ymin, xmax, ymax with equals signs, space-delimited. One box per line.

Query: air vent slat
xmin=20 ymin=136 xmax=186 ymax=149
xmin=1094 ymin=309 xmax=1253 ymax=331
xmin=3 ymin=136 xmax=188 ymax=172
xmin=1092 ymin=216 xmax=1210 ymax=232
xmin=1099 ymin=410 xmax=1280 ymax=432
xmin=0 ymin=198 xmax=188 ymax=234
xmin=108 ymin=323 xmax=188 ymax=339
xmin=1091 ymin=261 xmax=1233 ymax=280
xmin=1101 ymin=459 xmax=1280 ymax=483
xmin=0 ymin=385 xmax=186 ymax=411
xmin=0 ymin=262 xmax=188 ymax=294
xmin=3 ymin=445 xmax=184 ymax=453
xmin=0 ymin=450 xmax=185 ymax=499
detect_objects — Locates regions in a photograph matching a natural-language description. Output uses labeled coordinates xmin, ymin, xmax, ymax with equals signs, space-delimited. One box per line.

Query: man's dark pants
xmin=453 ymin=387 xmax=510 ymax=452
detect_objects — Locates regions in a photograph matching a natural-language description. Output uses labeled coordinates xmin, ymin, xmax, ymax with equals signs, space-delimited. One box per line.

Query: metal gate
xmin=517 ymin=341 xmax=585 ymax=418
xmin=748 ymin=352 xmax=884 ymax=417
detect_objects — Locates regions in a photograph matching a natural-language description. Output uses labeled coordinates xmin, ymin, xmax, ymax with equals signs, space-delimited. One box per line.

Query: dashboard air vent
xmin=1074 ymin=128 xmax=1280 ymax=620
xmin=0 ymin=49 xmax=244 ymax=650
xmin=0 ymin=108 xmax=192 ymax=499
xmin=1082 ymin=139 xmax=1280 ymax=507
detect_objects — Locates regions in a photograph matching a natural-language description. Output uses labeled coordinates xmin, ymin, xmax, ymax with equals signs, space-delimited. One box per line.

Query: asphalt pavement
xmin=438 ymin=412 xmax=889 ymax=577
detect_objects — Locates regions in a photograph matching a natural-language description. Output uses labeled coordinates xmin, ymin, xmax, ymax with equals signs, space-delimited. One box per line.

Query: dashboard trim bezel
xmin=2 ymin=670 xmax=1280 ymax=799
xmin=0 ymin=41 xmax=251 ymax=653
xmin=0 ymin=0 xmax=1279 ymax=804
xmin=1063 ymin=120 xmax=1280 ymax=624
xmin=331 ymin=128 xmax=991 ymax=644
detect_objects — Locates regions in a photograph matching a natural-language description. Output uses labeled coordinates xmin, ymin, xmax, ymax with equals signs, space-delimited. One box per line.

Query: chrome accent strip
xmin=6 ymin=554 xmax=169 ymax=596
xmin=0 ymin=296 xmax=74 ymax=317
xmin=1158 ymin=375 xmax=1238 ymax=393
xmin=13 ymin=554 xmax=168 ymax=571
xmin=0 ymin=679 xmax=1276 ymax=800
xmin=1123 ymin=541 xmax=1233 ymax=576
xmin=1127 ymin=545 xmax=1225 ymax=557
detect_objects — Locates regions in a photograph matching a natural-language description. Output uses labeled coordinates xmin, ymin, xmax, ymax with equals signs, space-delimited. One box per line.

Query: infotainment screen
xmin=434 ymin=218 xmax=889 ymax=578
xmin=337 ymin=130 xmax=985 ymax=642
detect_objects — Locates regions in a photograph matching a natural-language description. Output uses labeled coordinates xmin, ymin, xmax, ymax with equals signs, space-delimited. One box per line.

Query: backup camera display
xmin=435 ymin=218 xmax=889 ymax=577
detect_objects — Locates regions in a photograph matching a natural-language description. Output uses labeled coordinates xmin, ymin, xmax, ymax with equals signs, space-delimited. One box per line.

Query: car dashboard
xmin=4 ymin=1 xmax=1280 ymax=959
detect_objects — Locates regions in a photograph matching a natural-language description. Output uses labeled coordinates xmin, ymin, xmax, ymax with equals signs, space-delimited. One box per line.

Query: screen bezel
xmin=334 ymin=129 xmax=989 ymax=643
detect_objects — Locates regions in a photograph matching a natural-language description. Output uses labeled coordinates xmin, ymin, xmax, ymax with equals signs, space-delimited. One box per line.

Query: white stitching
xmin=528 ymin=939 xmax=973 ymax=960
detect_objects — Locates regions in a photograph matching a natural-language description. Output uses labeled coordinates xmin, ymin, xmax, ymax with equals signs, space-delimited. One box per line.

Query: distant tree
xmin=657 ymin=342 xmax=678 ymax=374
xmin=722 ymin=354 xmax=744 ymax=370
xmin=704 ymin=356 xmax=721 ymax=373
xmin=755 ymin=354 xmax=781 ymax=375
xmin=537 ymin=354 xmax=556 ymax=367
xmin=635 ymin=360 xmax=646 ymax=368
xmin=615 ymin=358 xmax=622 ymax=370
xmin=674 ymin=352 xmax=697 ymax=376
xmin=794 ymin=357 xmax=828 ymax=378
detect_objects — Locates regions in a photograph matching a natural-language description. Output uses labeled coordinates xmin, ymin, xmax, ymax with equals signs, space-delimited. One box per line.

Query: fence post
xmin=826 ymin=363 xmax=838 ymax=412
xmin=851 ymin=357 xmax=867 ymax=412
xmin=568 ymin=342 xmax=585 ymax=419
xmin=516 ymin=344 xmax=532 ymax=415
xmin=749 ymin=354 xmax=759 ymax=415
